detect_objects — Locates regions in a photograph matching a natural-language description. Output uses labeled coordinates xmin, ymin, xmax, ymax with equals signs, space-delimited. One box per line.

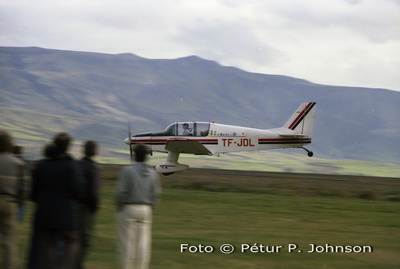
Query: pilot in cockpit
xmin=182 ymin=123 xmax=193 ymax=136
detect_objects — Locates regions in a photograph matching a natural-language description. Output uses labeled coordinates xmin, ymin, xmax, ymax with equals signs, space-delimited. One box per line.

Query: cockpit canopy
xmin=164 ymin=122 xmax=210 ymax=137
xmin=134 ymin=122 xmax=210 ymax=137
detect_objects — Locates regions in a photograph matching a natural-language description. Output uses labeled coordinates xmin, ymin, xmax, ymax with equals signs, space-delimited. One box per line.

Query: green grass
xmin=18 ymin=180 xmax=400 ymax=268
xmin=141 ymin=151 xmax=400 ymax=178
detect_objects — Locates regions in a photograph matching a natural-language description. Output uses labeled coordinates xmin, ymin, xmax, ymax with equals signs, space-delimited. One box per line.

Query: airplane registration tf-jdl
xmin=125 ymin=102 xmax=316 ymax=175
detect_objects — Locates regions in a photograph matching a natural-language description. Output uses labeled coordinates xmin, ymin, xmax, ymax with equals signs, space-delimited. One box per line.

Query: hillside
xmin=0 ymin=46 xmax=399 ymax=164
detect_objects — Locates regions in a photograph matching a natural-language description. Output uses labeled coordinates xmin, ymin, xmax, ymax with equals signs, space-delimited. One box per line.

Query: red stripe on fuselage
xmin=130 ymin=138 xmax=218 ymax=144
xmin=259 ymin=138 xmax=311 ymax=142
xmin=131 ymin=139 xmax=167 ymax=144
xmin=258 ymin=138 xmax=311 ymax=144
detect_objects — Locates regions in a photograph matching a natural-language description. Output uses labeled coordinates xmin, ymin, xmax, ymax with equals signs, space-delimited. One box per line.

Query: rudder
xmin=283 ymin=102 xmax=316 ymax=137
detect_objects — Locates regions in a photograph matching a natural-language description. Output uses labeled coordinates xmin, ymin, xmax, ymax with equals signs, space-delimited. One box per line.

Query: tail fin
xmin=283 ymin=102 xmax=316 ymax=137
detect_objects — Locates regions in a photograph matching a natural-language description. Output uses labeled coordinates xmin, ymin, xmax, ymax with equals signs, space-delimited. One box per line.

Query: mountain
xmin=0 ymin=46 xmax=399 ymax=163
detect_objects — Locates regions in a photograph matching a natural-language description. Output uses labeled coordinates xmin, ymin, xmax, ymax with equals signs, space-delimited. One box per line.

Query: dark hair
xmin=13 ymin=145 xmax=23 ymax=157
xmin=83 ymin=140 xmax=98 ymax=158
xmin=134 ymin=144 xmax=150 ymax=163
xmin=0 ymin=130 xmax=13 ymax=153
xmin=43 ymin=143 xmax=57 ymax=158
xmin=53 ymin=132 xmax=72 ymax=152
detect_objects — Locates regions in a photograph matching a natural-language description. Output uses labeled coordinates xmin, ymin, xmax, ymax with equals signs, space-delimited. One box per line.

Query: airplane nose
xmin=124 ymin=137 xmax=131 ymax=144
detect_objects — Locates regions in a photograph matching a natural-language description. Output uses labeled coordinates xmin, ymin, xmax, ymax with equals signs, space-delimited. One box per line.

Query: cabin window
xmin=196 ymin=123 xmax=210 ymax=136
xmin=176 ymin=122 xmax=210 ymax=136
xmin=178 ymin=122 xmax=195 ymax=136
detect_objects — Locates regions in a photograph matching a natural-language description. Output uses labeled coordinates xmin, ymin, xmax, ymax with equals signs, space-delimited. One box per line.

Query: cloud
xmin=1 ymin=0 xmax=399 ymax=90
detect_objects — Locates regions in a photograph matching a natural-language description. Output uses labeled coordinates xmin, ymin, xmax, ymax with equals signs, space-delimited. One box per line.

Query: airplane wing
xmin=165 ymin=138 xmax=212 ymax=155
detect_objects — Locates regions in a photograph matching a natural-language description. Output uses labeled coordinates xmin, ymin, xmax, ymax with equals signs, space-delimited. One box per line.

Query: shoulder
xmin=80 ymin=157 xmax=96 ymax=168
xmin=122 ymin=164 xmax=133 ymax=171
xmin=146 ymin=166 xmax=160 ymax=180
xmin=33 ymin=158 xmax=48 ymax=168
xmin=120 ymin=165 xmax=135 ymax=175
xmin=80 ymin=157 xmax=95 ymax=163
xmin=0 ymin=153 xmax=25 ymax=166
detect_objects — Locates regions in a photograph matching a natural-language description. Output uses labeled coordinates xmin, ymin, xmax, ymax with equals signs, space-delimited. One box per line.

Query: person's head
xmin=134 ymin=144 xmax=150 ymax=163
xmin=183 ymin=123 xmax=189 ymax=129
xmin=83 ymin=140 xmax=98 ymax=158
xmin=43 ymin=143 xmax=57 ymax=158
xmin=13 ymin=145 xmax=23 ymax=158
xmin=53 ymin=132 xmax=72 ymax=152
xmin=0 ymin=130 xmax=13 ymax=153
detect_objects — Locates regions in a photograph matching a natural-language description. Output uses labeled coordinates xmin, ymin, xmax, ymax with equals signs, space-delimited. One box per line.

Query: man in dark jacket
xmin=31 ymin=133 xmax=82 ymax=269
xmin=77 ymin=140 xmax=100 ymax=269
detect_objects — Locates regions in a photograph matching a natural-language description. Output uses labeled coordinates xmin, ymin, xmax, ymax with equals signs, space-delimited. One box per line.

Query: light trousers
xmin=117 ymin=205 xmax=152 ymax=269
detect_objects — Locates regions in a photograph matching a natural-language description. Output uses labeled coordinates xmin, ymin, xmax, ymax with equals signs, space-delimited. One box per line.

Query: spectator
xmin=26 ymin=143 xmax=56 ymax=269
xmin=31 ymin=133 xmax=82 ymax=269
xmin=116 ymin=144 xmax=161 ymax=269
xmin=13 ymin=145 xmax=28 ymax=222
xmin=77 ymin=140 xmax=101 ymax=269
xmin=0 ymin=130 xmax=29 ymax=269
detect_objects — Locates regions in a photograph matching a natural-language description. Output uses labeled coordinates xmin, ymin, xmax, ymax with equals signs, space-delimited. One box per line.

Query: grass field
xmin=17 ymin=173 xmax=400 ymax=269
xmin=103 ymin=151 xmax=400 ymax=178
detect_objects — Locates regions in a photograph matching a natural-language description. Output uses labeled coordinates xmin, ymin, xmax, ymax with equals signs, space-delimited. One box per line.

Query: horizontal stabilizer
xmin=272 ymin=128 xmax=307 ymax=137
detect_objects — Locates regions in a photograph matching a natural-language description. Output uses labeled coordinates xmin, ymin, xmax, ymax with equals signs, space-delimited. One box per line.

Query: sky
xmin=1 ymin=0 xmax=400 ymax=91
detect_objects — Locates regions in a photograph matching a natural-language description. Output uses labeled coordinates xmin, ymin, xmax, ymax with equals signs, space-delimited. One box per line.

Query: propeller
xmin=128 ymin=123 xmax=133 ymax=162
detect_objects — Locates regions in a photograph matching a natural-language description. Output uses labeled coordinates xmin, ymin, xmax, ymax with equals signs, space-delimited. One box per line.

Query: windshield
xmin=164 ymin=123 xmax=177 ymax=136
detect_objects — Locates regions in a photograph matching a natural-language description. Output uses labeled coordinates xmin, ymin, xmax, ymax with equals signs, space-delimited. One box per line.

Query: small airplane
xmin=125 ymin=102 xmax=316 ymax=175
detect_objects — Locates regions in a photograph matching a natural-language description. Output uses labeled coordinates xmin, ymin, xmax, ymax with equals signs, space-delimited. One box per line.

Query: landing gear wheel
xmin=300 ymin=147 xmax=313 ymax=157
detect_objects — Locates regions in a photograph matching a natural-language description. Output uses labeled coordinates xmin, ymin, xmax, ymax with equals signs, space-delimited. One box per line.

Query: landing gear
xmin=155 ymin=152 xmax=189 ymax=175
xmin=300 ymin=147 xmax=314 ymax=157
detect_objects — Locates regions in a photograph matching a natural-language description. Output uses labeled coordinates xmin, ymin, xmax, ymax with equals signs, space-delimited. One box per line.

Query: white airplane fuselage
xmin=125 ymin=102 xmax=316 ymax=175
xmin=125 ymin=122 xmax=311 ymax=155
